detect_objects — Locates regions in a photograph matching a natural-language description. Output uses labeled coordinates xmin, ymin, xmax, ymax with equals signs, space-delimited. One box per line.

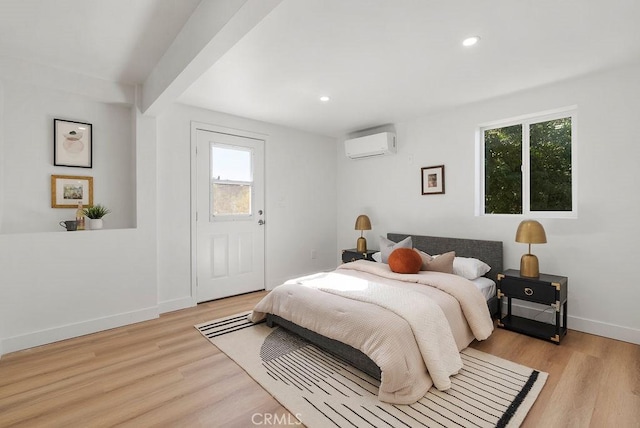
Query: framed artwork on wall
xmin=51 ymin=174 xmax=94 ymax=208
xmin=421 ymin=165 xmax=445 ymax=195
xmin=54 ymin=119 xmax=93 ymax=168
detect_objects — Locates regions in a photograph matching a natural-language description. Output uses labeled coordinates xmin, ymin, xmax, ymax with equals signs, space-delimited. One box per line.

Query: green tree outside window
xmin=483 ymin=114 xmax=573 ymax=215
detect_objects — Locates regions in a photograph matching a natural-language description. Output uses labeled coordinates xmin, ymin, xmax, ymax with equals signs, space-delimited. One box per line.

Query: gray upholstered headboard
xmin=387 ymin=233 xmax=503 ymax=282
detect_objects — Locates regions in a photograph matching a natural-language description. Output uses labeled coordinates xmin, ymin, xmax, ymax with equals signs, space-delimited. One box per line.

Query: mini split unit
xmin=344 ymin=132 xmax=397 ymax=159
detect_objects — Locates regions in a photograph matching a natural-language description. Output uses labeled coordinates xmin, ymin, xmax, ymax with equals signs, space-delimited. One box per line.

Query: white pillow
xmin=379 ymin=236 xmax=412 ymax=263
xmin=372 ymin=251 xmax=382 ymax=262
xmin=452 ymin=257 xmax=491 ymax=280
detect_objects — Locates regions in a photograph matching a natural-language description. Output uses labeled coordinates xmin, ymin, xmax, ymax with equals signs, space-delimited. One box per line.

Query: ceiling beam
xmin=141 ymin=0 xmax=283 ymax=117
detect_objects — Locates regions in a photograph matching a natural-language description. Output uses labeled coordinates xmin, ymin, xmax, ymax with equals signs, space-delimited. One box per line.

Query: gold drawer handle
xmin=524 ymin=287 xmax=534 ymax=296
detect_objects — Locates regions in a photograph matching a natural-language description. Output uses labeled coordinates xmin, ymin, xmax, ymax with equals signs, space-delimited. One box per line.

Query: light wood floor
xmin=1 ymin=291 xmax=638 ymax=428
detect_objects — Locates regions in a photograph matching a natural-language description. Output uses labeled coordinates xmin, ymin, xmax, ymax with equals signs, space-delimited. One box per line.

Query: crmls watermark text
xmin=251 ymin=413 xmax=302 ymax=426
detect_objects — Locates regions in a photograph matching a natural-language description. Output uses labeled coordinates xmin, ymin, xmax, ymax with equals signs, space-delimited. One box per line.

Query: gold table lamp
xmin=515 ymin=220 xmax=547 ymax=277
xmin=354 ymin=215 xmax=372 ymax=253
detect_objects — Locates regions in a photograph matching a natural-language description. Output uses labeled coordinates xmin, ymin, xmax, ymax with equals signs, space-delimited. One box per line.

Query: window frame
xmin=476 ymin=106 xmax=578 ymax=218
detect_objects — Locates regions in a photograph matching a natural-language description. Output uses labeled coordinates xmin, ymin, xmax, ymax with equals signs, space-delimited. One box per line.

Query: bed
xmin=387 ymin=233 xmax=503 ymax=316
xmin=250 ymin=233 xmax=503 ymax=404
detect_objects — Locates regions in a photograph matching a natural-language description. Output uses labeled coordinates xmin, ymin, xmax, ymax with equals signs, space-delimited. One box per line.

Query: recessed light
xmin=462 ymin=36 xmax=480 ymax=47
xmin=319 ymin=96 xmax=330 ymax=102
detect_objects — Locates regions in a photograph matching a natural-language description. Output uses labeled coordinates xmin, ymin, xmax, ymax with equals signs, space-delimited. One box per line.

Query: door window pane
xmin=484 ymin=124 xmax=522 ymax=214
xmin=211 ymin=146 xmax=252 ymax=181
xmin=530 ymin=118 xmax=572 ymax=211
xmin=211 ymin=144 xmax=253 ymax=219
xmin=212 ymin=183 xmax=251 ymax=216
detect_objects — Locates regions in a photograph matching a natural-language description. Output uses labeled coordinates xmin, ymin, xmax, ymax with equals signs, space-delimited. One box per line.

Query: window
xmin=479 ymin=108 xmax=577 ymax=217
xmin=210 ymin=144 xmax=253 ymax=218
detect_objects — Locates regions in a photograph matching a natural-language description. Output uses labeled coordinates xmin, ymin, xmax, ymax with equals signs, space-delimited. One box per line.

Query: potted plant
xmin=83 ymin=204 xmax=111 ymax=230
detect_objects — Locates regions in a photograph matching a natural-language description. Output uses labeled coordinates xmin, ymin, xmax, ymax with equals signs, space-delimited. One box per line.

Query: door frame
xmin=190 ymin=121 xmax=268 ymax=305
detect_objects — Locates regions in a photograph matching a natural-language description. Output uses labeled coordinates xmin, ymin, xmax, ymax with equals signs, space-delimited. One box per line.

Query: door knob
xmin=258 ymin=219 xmax=265 ymax=225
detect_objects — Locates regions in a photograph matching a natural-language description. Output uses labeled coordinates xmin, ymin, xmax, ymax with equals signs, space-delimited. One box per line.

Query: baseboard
xmin=1 ymin=306 xmax=159 ymax=355
xmin=4 ymin=298 xmax=635 ymax=358
xmin=568 ymin=315 xmax=639 ymax=345
xmin=158 ymin=296 xmax=195 ymax=314
xmin=502 ymin=301 xmax=639 ymax=345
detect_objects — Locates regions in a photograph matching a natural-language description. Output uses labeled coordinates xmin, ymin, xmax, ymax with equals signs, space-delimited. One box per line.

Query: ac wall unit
xmin=344 ymin=132 xmax=397 ymax=159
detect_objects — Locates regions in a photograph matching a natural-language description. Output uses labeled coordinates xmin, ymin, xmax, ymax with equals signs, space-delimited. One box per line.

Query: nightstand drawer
xmin=341 ymin=249 xmax=376 ymax=263
xmin=499 ymin=277 xmax=556 ymax=305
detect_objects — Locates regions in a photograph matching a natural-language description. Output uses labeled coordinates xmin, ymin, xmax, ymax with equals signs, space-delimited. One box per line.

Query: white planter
xmin=88 ymin=218 xmax=104 ymax=230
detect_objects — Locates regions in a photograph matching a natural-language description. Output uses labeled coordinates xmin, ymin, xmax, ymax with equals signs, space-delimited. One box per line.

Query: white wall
xmin=156 ymin=103 xmax=338 ymax=312
xmin=0 ymin=68 xmax=336 ymax=357
xmin=0 ymin=80 xmax=4 ymax=357
xmin=0 ymin=72 xmax=158 ymax=355
xmin=0 ymin=79 xmax=135 ymax=234
xmin=337 ymin=63 xmax=640 ymax=344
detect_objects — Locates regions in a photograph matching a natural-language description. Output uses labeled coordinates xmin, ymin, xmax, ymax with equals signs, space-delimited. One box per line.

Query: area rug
xmin=196 ymin=312 xmax=547 ymax=428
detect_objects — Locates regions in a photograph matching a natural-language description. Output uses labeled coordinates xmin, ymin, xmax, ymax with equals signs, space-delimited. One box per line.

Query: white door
xmin=195 ymin=129 xmax=265 ymax=302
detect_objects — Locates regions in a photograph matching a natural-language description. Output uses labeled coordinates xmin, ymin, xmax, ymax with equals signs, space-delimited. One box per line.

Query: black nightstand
xmin=497 ymin=269 xmax=568 ymax=344
xmin=341 ymin=249 xmax=377 ymax=263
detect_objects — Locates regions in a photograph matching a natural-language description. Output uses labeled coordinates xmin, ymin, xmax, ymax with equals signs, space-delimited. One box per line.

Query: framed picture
xmin=421 ymin=165 xmax=445 ymax=195
xmin=54 ymin=119 xmax=92 ymax=168
xmin=51 ymin=175 xmax=94 ymax=208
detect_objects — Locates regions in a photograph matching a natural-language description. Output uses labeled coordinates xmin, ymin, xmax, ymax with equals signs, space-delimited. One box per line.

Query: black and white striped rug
xmin=196 ymin=313 xmax=547 ymax=428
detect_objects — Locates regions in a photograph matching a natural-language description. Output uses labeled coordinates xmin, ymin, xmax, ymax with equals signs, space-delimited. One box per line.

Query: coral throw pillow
xmin=388 ymin=248 xmax=423 ymax=274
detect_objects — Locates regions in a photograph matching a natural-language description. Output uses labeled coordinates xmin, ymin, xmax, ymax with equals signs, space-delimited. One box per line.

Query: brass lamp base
xmin=356 ymin=237 xmax=367 ymax=253
xmin=520 ymin=253 xmax=540 ymax=277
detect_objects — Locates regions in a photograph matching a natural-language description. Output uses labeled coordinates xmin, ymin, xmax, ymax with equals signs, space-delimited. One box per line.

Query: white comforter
xmin=250 ymin=260 xmax=494 ymax=404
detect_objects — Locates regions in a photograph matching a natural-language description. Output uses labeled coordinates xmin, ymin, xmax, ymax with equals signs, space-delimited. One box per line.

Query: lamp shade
xmin=354 ymin=215 xmax=372 ymax=231
xmin=515 ymin=220 xmax=547 ymax=244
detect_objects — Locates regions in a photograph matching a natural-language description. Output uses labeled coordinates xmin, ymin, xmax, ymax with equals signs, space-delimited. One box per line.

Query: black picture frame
xmin=421 ymin=165 xmax=445 ymax=195
xmin=54 ymin=119 xmax=93 ymax=168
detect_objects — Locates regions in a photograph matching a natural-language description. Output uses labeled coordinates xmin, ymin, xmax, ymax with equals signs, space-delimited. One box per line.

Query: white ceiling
xmin=0 ymin=0 xmax=200 ymax=84
xmin=2 ymin=0 xmax=639 ymax=137
xmin=179 ymin=0 xmax=640 ymax=136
